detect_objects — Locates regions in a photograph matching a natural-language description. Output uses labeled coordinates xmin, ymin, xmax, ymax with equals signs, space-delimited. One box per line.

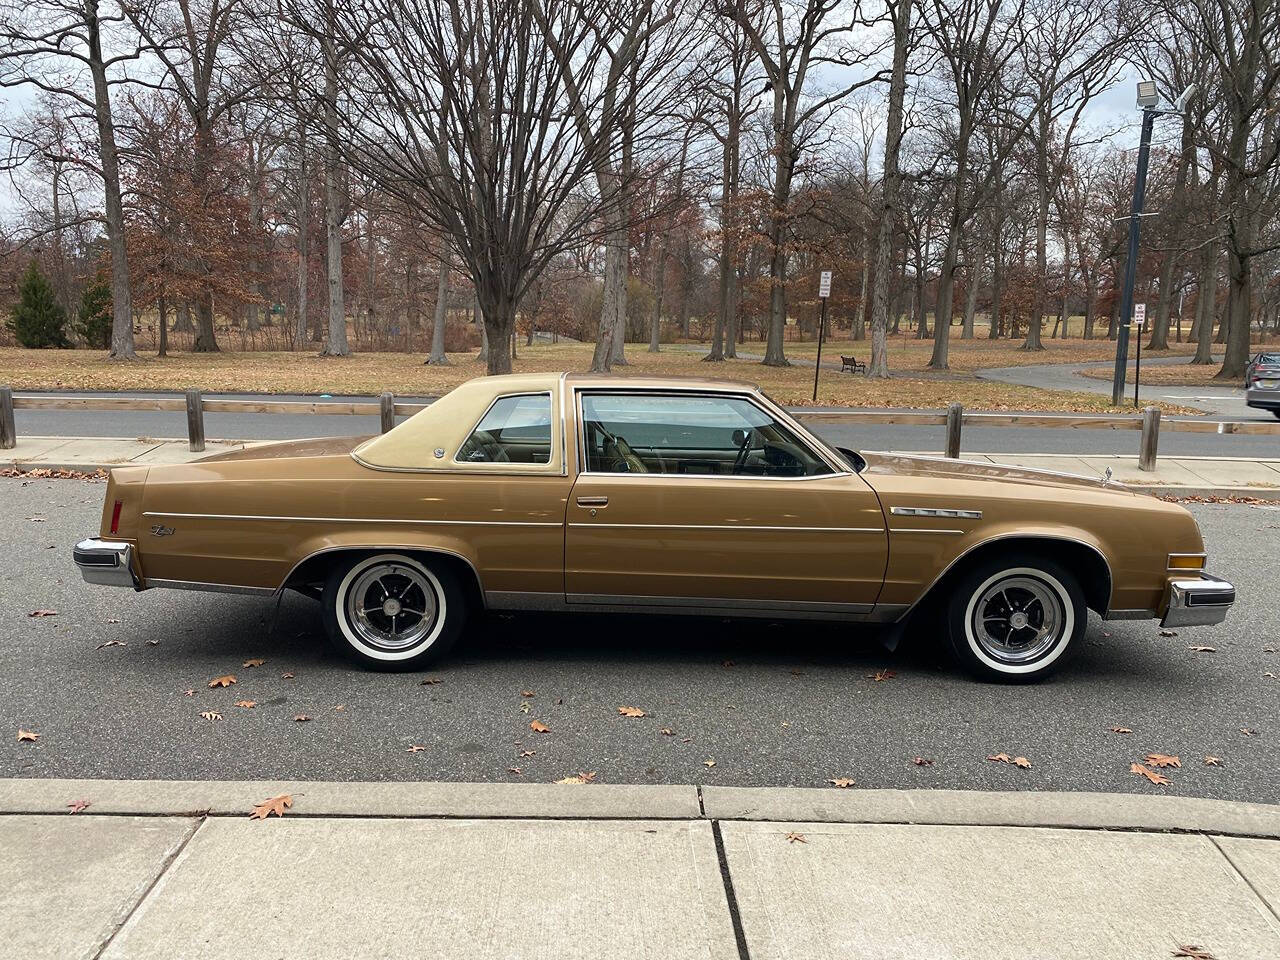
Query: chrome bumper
xmin=73 ymin=538 xmax=140 ymax=589
xmin=1161 ymin=573 xmax=1234 ymax=628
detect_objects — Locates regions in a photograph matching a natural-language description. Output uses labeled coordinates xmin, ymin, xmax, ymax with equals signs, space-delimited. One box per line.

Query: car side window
xmin=456 ymin=393 xmax=552 ymax=465
xmin=580 ymin=393 xmax=832 ymax=477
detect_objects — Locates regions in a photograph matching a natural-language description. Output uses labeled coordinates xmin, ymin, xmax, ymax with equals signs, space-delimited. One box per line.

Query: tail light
xmin=109 ymin=500 xmax=123 ymax=535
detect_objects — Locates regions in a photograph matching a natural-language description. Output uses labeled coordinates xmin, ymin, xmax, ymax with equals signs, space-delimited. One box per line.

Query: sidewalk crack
xmin=1207 ymin=834 xmax=1280 ymax=927
xmin=92 ymin=815 xmax=205 ymax=959
xmin=711 ymin=820 xmax=752 ymax=960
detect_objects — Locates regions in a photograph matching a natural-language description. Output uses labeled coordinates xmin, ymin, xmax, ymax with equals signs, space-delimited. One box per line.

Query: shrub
xmin=7 ymin=262 xmax=69 ymax=348
xmin=73 ymin=273 xmax=112 ymax=349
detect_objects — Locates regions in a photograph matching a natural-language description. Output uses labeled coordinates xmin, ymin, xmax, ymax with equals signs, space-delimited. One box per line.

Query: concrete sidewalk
xmin=3 ymin=434 xmax=1279 ymax=498
xmin=3 ymin=780 xmax=1279 ymax=960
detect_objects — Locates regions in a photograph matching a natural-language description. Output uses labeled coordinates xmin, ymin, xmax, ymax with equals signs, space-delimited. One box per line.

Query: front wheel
xmin=322 ymin=552 xmax=467 ymax=671
xmin=1272 ymin=410 xmax=1280 ymax=421
xmin=944 ymin=553 xmax=1086 ymax=682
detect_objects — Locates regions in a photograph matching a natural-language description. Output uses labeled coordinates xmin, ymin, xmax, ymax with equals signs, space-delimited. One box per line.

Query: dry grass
xmin=0 ymin=342 xmax=1196 ymax=413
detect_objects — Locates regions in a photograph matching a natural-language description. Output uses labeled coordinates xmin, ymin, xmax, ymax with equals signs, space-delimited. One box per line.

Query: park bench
xmin=840 ymin=355 xmax=866 ymax=374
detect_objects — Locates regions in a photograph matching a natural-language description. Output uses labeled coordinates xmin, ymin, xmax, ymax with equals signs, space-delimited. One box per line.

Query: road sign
xmin=818 ymin=271 xmax=832 ymax=299
xmin=1134 ymin=303 xmax=1146 ymax=327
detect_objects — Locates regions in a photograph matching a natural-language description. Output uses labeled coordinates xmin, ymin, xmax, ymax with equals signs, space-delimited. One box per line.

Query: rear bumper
xmin=1161 ymin=572 xmax=1234 ymax=628
xmin=1246 ymin=387 xmax=1280 ymax=410
xmin=73 ymin=538 xmax=140 ymax=590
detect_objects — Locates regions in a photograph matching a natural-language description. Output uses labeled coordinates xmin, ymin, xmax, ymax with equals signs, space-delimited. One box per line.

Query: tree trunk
xmin=320 ymin=28 xmax=349 ymax=357
xmin=962 ymin=245 xmax=979 ymax=339
xmin=157 ymin=295 xmax=168 ymax=358
xmin=929 ymin=233 xmax=959 ymax=363
xmin=295 ymin=137 xmax=309 ymax=350
xmin=427 ymin=241 xmax=450 ymax=364
xmin=1192 ymin=246 xmax=1218 ymax=364
xmin=989 ymin=241 xmax=1003 ymax=339
xmin=761 ymin=146 xmax=794 ymax=367
xmin=867 ymin=0 xmax=912 ymax=378
xmin=855 ymin=225 xmax=870 ymax=341
xmin=591 ymin=219 xmax=626 ymax=371
xmin=86 ymin=1 xmax=135 ymax=360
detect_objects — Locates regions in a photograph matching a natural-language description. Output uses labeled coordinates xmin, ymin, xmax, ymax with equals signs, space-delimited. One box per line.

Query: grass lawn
xmin=0 ymin=340 xmax=1196 ymax=413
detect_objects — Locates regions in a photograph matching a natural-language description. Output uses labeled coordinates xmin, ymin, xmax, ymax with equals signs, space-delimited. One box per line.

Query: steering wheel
xmin=730 ymin=427 xmax=755 ymax=475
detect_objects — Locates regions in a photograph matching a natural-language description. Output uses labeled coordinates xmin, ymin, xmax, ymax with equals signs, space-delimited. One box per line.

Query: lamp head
xmin=1136 ymin=80 xmax=1160 ymax=108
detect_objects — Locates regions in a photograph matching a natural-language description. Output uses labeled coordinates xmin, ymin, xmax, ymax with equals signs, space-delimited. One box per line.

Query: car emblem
xmin=150 ymin=524 xmax=175 ymax=537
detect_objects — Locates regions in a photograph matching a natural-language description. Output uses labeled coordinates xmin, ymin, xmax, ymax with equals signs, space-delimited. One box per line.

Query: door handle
xmin=576 ymin=496 xmax=609 ymax=507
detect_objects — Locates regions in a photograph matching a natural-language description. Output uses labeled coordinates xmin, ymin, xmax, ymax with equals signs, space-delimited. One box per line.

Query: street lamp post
xmin=1111 ymin=80 xmax=1196 ymax=406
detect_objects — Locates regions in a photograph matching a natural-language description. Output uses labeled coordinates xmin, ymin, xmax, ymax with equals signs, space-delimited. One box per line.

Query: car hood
xmin=859 ymin=452 xmax=1131 ymax=494
xmin=195 ymin=435 xmax=371 ymax=463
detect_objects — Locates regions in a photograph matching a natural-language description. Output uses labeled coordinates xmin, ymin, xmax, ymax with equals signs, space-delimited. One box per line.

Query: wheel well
xmin=913 ymin=536 xmax=1112 ymax=618
xmin=281 ymin=548 xmax=485 ymax=610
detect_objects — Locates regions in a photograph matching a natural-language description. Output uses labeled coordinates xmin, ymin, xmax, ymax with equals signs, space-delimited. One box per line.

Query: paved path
xmin=2 ymin=780 xmax=1278 ymax=959
xmin=979 ymin=355 xmax=1257 ymax=419
xmin=4 ymin=479 xmax=1277 ymax=800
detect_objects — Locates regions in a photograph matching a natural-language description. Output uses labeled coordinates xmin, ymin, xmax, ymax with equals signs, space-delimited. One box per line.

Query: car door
xmin=564 ymin=390 xmax=888 ymax=615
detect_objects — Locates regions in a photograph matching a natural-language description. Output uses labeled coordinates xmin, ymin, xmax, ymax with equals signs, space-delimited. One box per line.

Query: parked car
xmin=74 ymin=373 xmax=1234 ymax=682
xmin=1245 ymin=352 xmax=1280 ymax=418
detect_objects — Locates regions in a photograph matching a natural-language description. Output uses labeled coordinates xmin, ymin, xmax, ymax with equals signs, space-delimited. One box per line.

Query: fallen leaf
xmin=1187 ymin=645 xmax=1216 ymax=653
xmin=208 ymin=675 xmax=236 ymax=688
xmin=16 ymin=729 xmax=39 ymax=742
xmin=913 ymin=757 xmax=934 ymax=766
xmin=1240 ymin=727 xmax=1259 ymax=736
xmin=28 ymin=609 xmax=57 ymax=618
xmin=1203 ymin=756 xmax=1222 ymax=766
xmin=332 ymin=705 xmax=345 ymax=711
xmin=617 ymin=706 xmax=646 ymax=718
xmin=722 ymin=660 xmax=734 ymax=668
xmin=520 ymin=690 xmax=535 ymax=698
xmin=95 ymin=639 xmax=126 ymax=649
xmin=1013 ymin=756 xmax=1032 ymax=769
xmin=1172 ymin=946 xmax=1216 ymax=959
xmin=555 ymin=771 xmax=596 ymax=784
xmin=249 ymin=793 xmax=293 ymax=820
xmin=200 ymin=711 xmax=222 ymax=721
xmin=406 ymin=745 xmax=427 ymax=753
xmin=234 ymin=700 xmax=257 ymax=709
xmin=182 ymin=689 xmax=195 ymax=697
xmin=519 ymin=701 xmax=531 ymax=714
xmin=508 ymin=767 xmax=523 ymax=775
xmin=145 ymin=639 xmax=159 ymax=646
xmin=242 ymin=658 xmax=266 ymax=668
xmin=105 ymin=617 xmax=119 ymax=624
xmin=987 ymin=753 xmax=1012 ymax=764
xmin=420 ymin=677 xmax=442 ymax=685
xmin=1160 ymin=629 xmax=1178 ymax=637
xmin=66 ymin=799 xmax=90 ymax=814
xmin=1145 ymin=753 xmax=1181 ymax=768
xmin=26 ymin=516 xmax=46 ymax=521
xmin=529 ymin=720 xmax=550 ymax=733
xmin=703 ymin=758 xmax=716 ymax=768
xmin=867 ymin=669 xmax=896 ymax=681
xmin=293 ymin=714 xmax=312 ymax=723
xmin=281 ymin=672 xmax=295 ymax=680
xmin=1130 ymin=762 xmax=1170 ymax=785
xmin=1108 ymin=726 xmax=1133 ymax=734
xmin=659 ymin=728 xmax=675 ymax=736
xmin=519 ymin=750 xmax=536 ymax=757
xmin=827 ymin=777 xmax=856 ymax=788
xmin=785 ymin=831 xmax=807 ymax=844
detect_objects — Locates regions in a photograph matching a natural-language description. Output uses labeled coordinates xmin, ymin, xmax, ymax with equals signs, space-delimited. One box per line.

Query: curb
xmin=3 ymin=780 xmax=1279 ymax=838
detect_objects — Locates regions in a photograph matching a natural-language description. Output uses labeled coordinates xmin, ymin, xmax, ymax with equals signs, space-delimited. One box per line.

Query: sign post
xmin=813 ymin=271 xmax=832 ymax=403
xmin=1133 ymin=302 xmax=1146 ymax=409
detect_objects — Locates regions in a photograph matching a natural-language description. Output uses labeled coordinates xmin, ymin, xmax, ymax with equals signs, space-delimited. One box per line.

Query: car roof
xmin=563 ymin=372 xmax=762 ymax=392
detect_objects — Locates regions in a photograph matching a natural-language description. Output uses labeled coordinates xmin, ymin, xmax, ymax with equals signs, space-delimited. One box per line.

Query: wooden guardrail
xmin=1 ymin=388 xmax=1277 ymax=470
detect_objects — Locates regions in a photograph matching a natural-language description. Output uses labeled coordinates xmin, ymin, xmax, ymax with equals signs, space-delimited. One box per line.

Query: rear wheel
xmin=944 ymin=553 xmax=1086 ymax=682
xmin=1272 ymin=410 xmax=1280 ymax=420
xmin=321 ymin=553 xmax=467 ymax=671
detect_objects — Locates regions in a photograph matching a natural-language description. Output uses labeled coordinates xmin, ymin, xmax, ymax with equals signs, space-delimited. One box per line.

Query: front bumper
xmin=1246 ymin=386 xmax=1280 ymax=410
xmin=73 ymin=538 xmax=140 ymax=589
xmin=1161 ymin=572 xmax=1234 ymax=628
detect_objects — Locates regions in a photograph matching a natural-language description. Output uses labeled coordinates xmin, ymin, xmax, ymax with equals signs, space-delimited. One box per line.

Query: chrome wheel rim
xmin=971 ymin=575 xmax=1063 ymax=665
xmin=345 ymin=561 xmax=438 ymax=652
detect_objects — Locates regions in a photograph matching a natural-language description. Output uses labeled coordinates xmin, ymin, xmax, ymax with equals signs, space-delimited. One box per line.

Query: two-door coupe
xmin=74 ymin=373 xmax=1234 ymax=681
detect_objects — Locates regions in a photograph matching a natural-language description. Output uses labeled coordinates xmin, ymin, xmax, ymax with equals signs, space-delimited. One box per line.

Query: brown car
xmin=73 ymin=373 xmax=1234 ymax=681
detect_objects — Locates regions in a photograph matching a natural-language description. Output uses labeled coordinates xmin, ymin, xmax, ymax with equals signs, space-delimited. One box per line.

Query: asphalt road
xmin=11 ymin=390 xmax=1280 ymax=457
xmin=3 ymin=475 xmax=1277 ymax=801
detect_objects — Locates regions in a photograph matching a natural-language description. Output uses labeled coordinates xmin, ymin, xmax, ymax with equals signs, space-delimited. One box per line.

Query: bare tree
xmin=721 ymin=0 xmax=888 ymax=367
xmin=0 ymin=0 xmax=140 ymax=357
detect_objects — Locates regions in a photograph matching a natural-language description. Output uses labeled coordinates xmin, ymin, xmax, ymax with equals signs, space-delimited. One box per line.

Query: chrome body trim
xmin=145 ymin=578 xmax=276 ymax=597
xmin=888 ymin=528 xmax=965 ymax=535
xmin=567 ymin=522 xmax=885 ymax=534
xmin=491 ymin=591 xmax=907 ymax=621
xmin=142 ymin=511 xmax=562 ymax=528
xmin=73 ymin=538 xmax=139 ymax=590
xmin=890 ymin=506 xmax=982 ymax=520
xmin=1161 ymin=573 xmax=1235 ymax=628
xmin=486 ymin=590 xmax=567 ymax=612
